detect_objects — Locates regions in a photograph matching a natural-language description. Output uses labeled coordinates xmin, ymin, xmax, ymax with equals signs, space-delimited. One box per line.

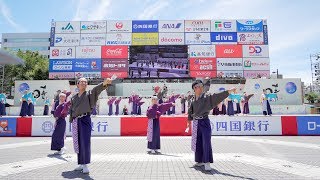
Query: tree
xmin=305 ymin=92 xmax=319 ymax=103
xmin=3 ymin=50 xmax=49 ymax=95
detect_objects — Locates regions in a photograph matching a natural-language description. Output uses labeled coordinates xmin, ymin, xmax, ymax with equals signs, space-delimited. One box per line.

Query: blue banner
xmin=132 ymin=20 xmax=158 ymax=33
xmin=263 ymin=25 xmax=268 ymax=45
xmin=0 ymin=117 xmax=17 ymax=136
xmin=50 ymin=27 xmax=55 ymax=47
xmin=237 ymin=20 xmax=263 ymax=32
xmin=210 ymin=32 xmax=237 ymax=43
xmin=49 ymin=59 xmax=74 ymax=72
xmin=73 ymin=59 xmax=102 ymax=72
xmin=297 ymin=116 xmax=320 ymax=135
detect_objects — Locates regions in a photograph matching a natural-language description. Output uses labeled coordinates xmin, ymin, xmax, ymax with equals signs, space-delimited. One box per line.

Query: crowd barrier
xmin=0 ymin=115 xmax=319 ymax=137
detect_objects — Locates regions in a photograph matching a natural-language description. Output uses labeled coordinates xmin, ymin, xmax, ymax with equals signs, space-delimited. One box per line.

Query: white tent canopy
xmin=0 ymin=49 xmax=24 ymax=65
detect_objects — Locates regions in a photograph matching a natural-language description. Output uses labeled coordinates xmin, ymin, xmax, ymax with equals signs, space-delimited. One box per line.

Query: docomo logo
xmin=115 ymin=22 xmax=123 ymax=29
xmin=249 ymin=46 xmax=262 ymax=54
xmin=224 ymin=49 xmax=235 ymax=54
xmin=160 ymin=37 xmax=183 ymax=43
xmin=106 ymin=48 xmax=123 ymax=56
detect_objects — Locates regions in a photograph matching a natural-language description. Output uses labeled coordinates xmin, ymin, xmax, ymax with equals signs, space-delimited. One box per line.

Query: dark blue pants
xmin=108 ymin=105 xmax=113 ymax=116
xmin=115 ymin=105 xmax=119 ymax=115
xmin=243 ymin=102 xmax=249 ymax=114
xmin=0 ymin=102 xmax=6 ymax=115
xmin=148 ymin=118 xmax=160 ymax=150
xmin=236 ymin=103 xmax=241 ymax=114
xmin=77 ymin=115 xmax=92 ymax=164
xmin=195 ymin=118 xmax=213 ymax=163
xmin=227 ymin=101 xmax=234 ymax=116
xmin=263 ymin=100 xmax=272 ymax=115
xmin=27 ymin=103 xmax=34 ymax=116
xmin=43 ymin=105 xmax=49 ymax=115
xmin=20 ymin=101 xmax=28 ymax=116
xmin=51 ymin=118 xmax=66 ymax=151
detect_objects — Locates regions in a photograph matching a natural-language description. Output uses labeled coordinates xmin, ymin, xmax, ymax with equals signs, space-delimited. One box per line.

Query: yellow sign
xmin=132 ymin=33 xmax=159 ymax=45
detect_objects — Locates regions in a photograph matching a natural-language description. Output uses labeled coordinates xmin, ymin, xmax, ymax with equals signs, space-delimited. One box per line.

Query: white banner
xmin=185 ymin=20 xmax=211 ymax=32
xmin=49 ymin=47 xmax=75 ymax=59
xmin=158 ymin=33 xmax=185 ymax=45
xmin=75 ymin=72 xmax=101 ymax=79
xmin=243 ymin=58 xmax=270 ymax=71
xmin=120 ymin=83 xmax=192 ymax=96
xmin=158 ymin=20 xmax=185 ymax=32
xmin=76 ymin=46 xmax=101 ymax=58
xmin=188 ymin=45 xmax=216 ymax=57
xmin=238 ymin=33 xmax=264 ymax=45
xmin=80 ymin=21 xmax=107 ymax=33
xmin=185 ymin=33 xmax=211 ymax=45
xmin=107 ymin=20 xmax=132 ymax=33
xmin=106 ymin=33 xmax=132 ymax=45
xmin=31 ymin=116 xmax=121 ymax=136
xmin=14 ymin=80 xmax=71 ymax=106
xmin=55 ymin=21 xmax=80 ymax=34
xmin=65 ymin=116 xmax=121 ymax=136
xmin=211 ymin=20 xmax=237 ymax=32
xmin=32 ymin=116 xmax=56 ymax=136
xmin=54 ymin=34 xmax=80 ymax=46
xmin=210 ymin=116 xmax=282 ymax=135
xmin=242 ymin=45 xmax=269 ymax=58
xmin=80 ymin=34 xmax=106 ymax=46
xmin=217 ymin=70 xmax=244 ymax=78
xmin=217 ymin=58 xmax=243 ymax=71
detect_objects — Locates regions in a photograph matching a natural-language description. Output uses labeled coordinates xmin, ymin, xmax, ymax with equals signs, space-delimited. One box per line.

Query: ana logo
xmin=42 ymin=121 xmax=54 ymax=133
xmin=62 ymin=23 xmax=74 ymax=31
xmin=116 ymin=22 xmax=123 ymax=29
xmin=244 ymin=60 xmax=252 ymax=67
xmin=55 ymin=37 xmax=62 ymax=43
xmin=52 ymin=49 xmax=59 ymax=56
xmin=195 ymin=34 xmax=201 ymax=40
xmin=224 ymin=49 xmax=235 ymax=54
xmin=162 ymin=23 xmax=182 ymax=29
xmin=215 ymin=34 xmax=234 ymax=41
xmin=249 ymin=46 xmax=262 ymax=54
xmin=107 ymin=48 xmax=123 ymax=55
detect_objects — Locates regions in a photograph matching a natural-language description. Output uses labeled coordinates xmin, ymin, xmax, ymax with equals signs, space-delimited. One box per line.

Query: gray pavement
xmin=0 ymin=136 xmax=319 ymax=180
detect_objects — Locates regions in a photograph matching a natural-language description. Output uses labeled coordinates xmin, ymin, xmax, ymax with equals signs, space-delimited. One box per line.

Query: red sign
xmin=101 ymin=72 xmax=128 ymax=78
xmin=102 ymin=59 xmax=128 ymax=72
xmin=101 ymin=46 xmax=128 ymax=59
xmin=190 ymin=71 xmax=217 ymax=78
xmin=216 ymin=45 xmax=242 ymax=58
xmin=189 ymin=58 xmax=216 ymax=71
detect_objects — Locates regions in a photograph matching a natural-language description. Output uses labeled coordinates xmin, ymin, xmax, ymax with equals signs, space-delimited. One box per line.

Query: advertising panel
xmin=185 ymin=20 xmax=210 ymax=32
xmin=76 ymin=46 xmax=101 ymax=58
xmin=297 ymin=116 xmax=320 ymax=135
xmin=158 ymin=33 xmax=184 ymax=45
xmin=132 ymin=33 xmax=159 ymax=45
xmin=242 ymin=45 xmax=269 ymax=58
xmin=101 ymin=72 xmax=128 ymax=78
xmin=80 ymin=34 xmax=106 ymax=46
xmin=107 ymin=20 xmax=132 ymax=33
xmin=102 ymin=59 xmax=128 ymax=72
xmin=243 ymin=58 xmax=270 ymax=71
xmin=217 ymin=70 xmax=244 ymax=78
xmin=101 ymin=45 xmax=128 ymax=59
xmin=106 ymin=33 xmax=132 ymax=45
xmin=75 ymin=72 xmax=101 ymax=79
xmin=236 ymin=20 xmax=264 ymax=32
xmin=211 ymin=20 xmax=237 ymax=32
xmin=190 ymin=71 xmax=217 ymax=78
xmin=215 ymin=45 xmax=243 ymax=58
xmin=185 ymin=33 xmax=211 ymax=45
xmin=243 ymin=70 xmax=270 ymax=78
xmin=189 ymin=58 xmax=216 ymax=71
xmin=132 ymin=20 xmax=158 ymax=33
xmin=238 ymin=32 xmax=264 ymax=45
xmin=210 ymin=32 xmax=237 ymax=44
xmin=55 ymin=21 xmax=80 ymax=33
xmin=49 ymin=59 xmax=74 ymax=72
xmin=73 ymin=59 xmax=101 ymax=72
xmin=49 ymin=72 xmax=75 ymax=79
xmin=216 ymin=58 xmax=243 ymax=71
xmin=0 ymin=117 xmax=17 ymax=136
xmin=50 ymin=47 xmax=75 ymax=59
xmin=188 ymin=45 xmax=215 ymax=58
xmin=80 ymin=21 xmax=107 ymax=33
xmin=54 ymin=34 xmax=80 ymax=46
xmin=158 ymin=20 xmax=184 ymax=32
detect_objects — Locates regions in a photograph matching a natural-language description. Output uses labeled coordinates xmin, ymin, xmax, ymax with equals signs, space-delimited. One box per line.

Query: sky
xmin=0 ymin=0 xmax=319 ymax=84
